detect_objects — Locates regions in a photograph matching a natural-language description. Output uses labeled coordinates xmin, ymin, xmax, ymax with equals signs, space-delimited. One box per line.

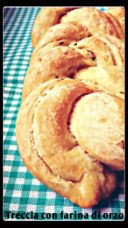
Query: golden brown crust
xmin=23 ymin=34 xmax=124 ymax=101
xmin=16 ymin=7 xmax=125 ymax=208
xmin=108 ymin=7 xmax=125 ymax=19
xmin=22 ymin=46 xmax=96 ymax=101
xmin=16 ymin=79 xmax=117 ymax=208
xmin=108 ymin=7 xmax=125 ymax=32
xmin=105 ymin=12 xmax=124 ymax=40
xmin=32 ymin=7 xmax=124 ymax=48
xmin=70 ymin=35 xmax=124 ymax=67
xmin=32 ymin=7 xmax=78 ymax=47
xmin=31 ymin=22 xmax=91 ymax=64
xmin=70 ymin=91 xmax=124 ymax=170
xmin=99 ymin=35 xmax=124 ymax=67
xmin=74 ymin=66 xmax=124 ymax=99
xmin=61 ymin=7 xmax=123 ymax=40
xmin=31 ymin=23 xmax=124 ymax=68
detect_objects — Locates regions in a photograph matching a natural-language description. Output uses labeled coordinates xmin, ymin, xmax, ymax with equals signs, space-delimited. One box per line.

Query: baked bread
xmin=22 ymin=46 xmax=96 ymax=100
xmin=23 ymin=34 xmax=124 ymax=100
xmin=32 ymin=7 xmax=77 ymax=47
xmin=70 ymin=35 xmax=124 ymax=67
xmin=61 ymin=7 xmax=124 ymax=40
xmin=30 ymin=23 xmax=124 ymax=65
xmin=74 ymin=66 xmax=124 ymax=99
xmin=16 ymin=7 xmax=125 ymax=208
xmin=107 ymin=7 xmax=125 ymax=32
xmin=30 ymin=22 xmax=91 ymax=64
xmin=32 ymin=7 xmax=124 ymax=47
xmin=16 ymin=78 xmax=117 ymax=208
xmin=70 ymin=88 xmax=124 ymax=171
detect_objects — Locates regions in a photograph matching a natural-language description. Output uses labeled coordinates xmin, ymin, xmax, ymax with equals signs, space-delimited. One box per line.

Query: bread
xmin=32 ymin=7 xmax=77 ymax=47
xmin=22 ymin=46 xmax=96 ymax=100
xmin=74 ymin=66 xmax=124 ymax=99
xmin=16 ymin=7 xmax=125 ymax=208
xmin=31 ymin=22 xmax=91 ymax=64
xmin=70 ymin=89 xmax=124 ymax=170
xmin=30 ymin=23 xmax=124 ymax=65
xmin=107 ymin=7 xmax=125 ymax=32
xmin=70 ymin=35 xmax=124 ymax=67
xmin=23 ymin=34 xmax=124 ymax=100
xmin=61 ymin=8 xmax=124 ymax=40
xmin=16 ymin=78 xmax=117 ymax=208
xmin=32 ymin=7 xmax=124 ymax=47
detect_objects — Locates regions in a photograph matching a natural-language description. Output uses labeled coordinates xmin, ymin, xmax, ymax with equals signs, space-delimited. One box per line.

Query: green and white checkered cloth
xmin=3 ymin=7 xmax=125 ymax=221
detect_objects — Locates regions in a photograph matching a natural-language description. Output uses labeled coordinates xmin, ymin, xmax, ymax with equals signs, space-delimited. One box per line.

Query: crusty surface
xmin=31 ymin=12 xmax=124 ymax=68
xmin=16 ymin=78 xmax=117 ymax=208
xmin=75 ymin=66 xmax=124 ymax=99
xmin=17 ymin=7 xmax=125 ymax=208
xmin=31 ymin=22 xmax=124 ymax=66
xmin=31 ymin=22 xmax=91 ymax=64
xmin=32 ymin=7 xmax=77 ymax=47
xmin=99 ymin=35 xmax=124 ymax=67
xmin=23 ymin=35 xmax=124 ymax=101
xmin=70 ymin=91 xmax=124 ymax=170
xmin=61 ymin=7 xmax=123 ymax=40
xmin=105 ymin=12 xmax=124 ymax=39
xmin=32 ymin=7 xmax=124 ymax=48
xmin=22 ymin=46 xmax=96 ymax=100
xmin=108 ymin=7 xmax=125 ymax=32
xmin=108 ymin=7 xmax=125 ymax=19
xmin=70 ymin=35 xmax=124 ymax=67
xmin=30 ymin=40 xmax=73 ymax=65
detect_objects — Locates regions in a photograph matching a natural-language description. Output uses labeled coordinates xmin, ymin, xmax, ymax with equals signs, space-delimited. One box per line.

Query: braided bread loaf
xmin=16 ymin=7 xmax=125 ymax=208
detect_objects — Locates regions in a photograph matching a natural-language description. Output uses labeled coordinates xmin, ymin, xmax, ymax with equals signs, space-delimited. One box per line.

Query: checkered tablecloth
xmin=3 ymin=7 xmax=125 ymax=221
